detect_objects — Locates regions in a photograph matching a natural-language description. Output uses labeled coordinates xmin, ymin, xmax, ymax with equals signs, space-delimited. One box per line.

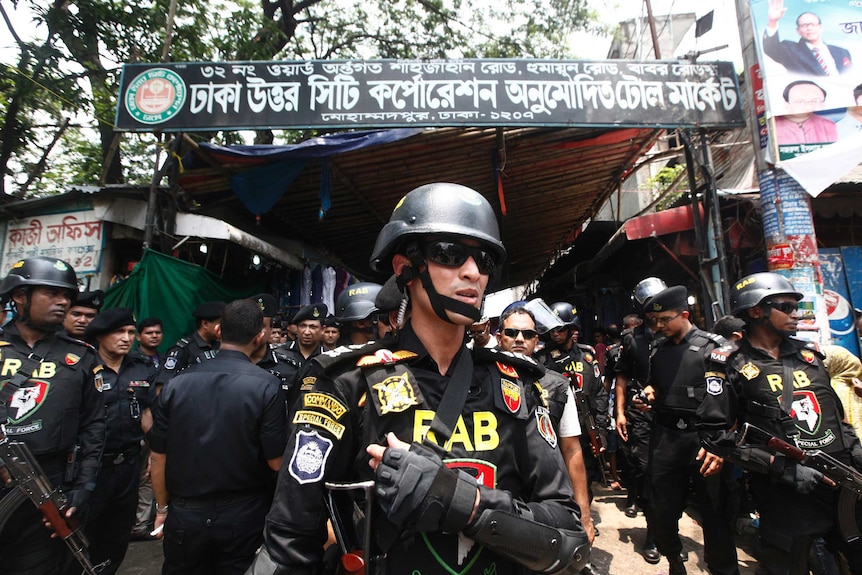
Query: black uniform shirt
xmin=264 ymin=322 xmax=580 ymax=575
xmin=97 ymin=352 xmax=155 ymax=454
xmin=615 ymin=325 xmax=651 ymax=384
xmin=0 ymin=323 xmax=105 ymax=489
xmin=698 ymin=337 xmax=846 ymax=453
xmin=152 ymin=331 xmax=219 ymax=388
xmin=148 ymin=349 xmax=287 ymax=498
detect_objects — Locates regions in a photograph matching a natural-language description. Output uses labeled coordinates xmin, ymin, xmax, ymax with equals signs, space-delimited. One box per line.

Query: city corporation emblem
xmin=125 ymin=68 xmax=186 ymax=125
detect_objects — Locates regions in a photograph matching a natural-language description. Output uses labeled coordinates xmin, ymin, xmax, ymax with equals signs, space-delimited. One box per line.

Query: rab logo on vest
xmin=6 ymin=380 xmax=50 ymax=424
xmin=500 ymin=379 xmax=521 ymax=413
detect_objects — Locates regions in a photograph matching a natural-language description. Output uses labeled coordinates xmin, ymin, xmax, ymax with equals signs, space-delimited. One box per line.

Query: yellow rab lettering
xmin=0 ymin=359 xmax=57 ymax=378
xmin=767 ymin=371 xmax=811 ymax=392
xmin=413 ymin=409 xmax=499 ymax=451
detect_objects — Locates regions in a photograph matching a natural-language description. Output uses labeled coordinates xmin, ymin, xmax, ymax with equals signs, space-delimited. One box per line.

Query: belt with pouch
xmin=655 ymin=412 xmax=697 ymax=431
xmin=101 ymin=444 xmax=141 ymax=465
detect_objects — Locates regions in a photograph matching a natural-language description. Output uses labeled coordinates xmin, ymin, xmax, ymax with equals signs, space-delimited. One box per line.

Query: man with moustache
xmin=0 ymin=257 xmax=104 ymax=575
xmin=63 ymin=289 xmax=103 ymax=339
xmin=246 ymin=183 xmax=588 ymax=575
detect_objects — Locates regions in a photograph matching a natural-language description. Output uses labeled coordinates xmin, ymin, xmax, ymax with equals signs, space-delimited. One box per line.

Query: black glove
xmin=375 ymin=443 xmax=477 ymax=533
xmin=771 ymin=456 xmax=823 ymax=494
xmin=64 ymin=488 xmax=91 ymax=512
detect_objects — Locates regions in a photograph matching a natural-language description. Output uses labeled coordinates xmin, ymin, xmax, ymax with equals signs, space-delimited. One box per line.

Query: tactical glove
xmin=771 ymin=456 xmax=824 ymax=494
xmin=375 ymin=443 xmax=477 ymax=533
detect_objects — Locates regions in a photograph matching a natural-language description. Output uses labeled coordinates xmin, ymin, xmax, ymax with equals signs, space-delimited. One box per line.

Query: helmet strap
xmin=398 ymin=243 xmax=482 ymax=325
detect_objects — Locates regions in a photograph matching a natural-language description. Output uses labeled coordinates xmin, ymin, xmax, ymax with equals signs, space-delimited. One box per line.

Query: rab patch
xmin=739 ymin=362 xmax=761 ymax=380
xmin=372 ymin=372 xmax=419 ymax=414
xmin=706 ymin=375 xmax=724 ymax=396
xmin=800 ymin=350 xmax=816 ymax=364
xmin=65 ymin=353 xmax=80 ymax=366
xmin=500 ymin=379 xmax=521 ymax=413
xmin=445 ymin=458 xmax=497 ymax=488
xmin=535 ymin=406 xmax=557 ymax=448
xmin=7 ymin=380 xmax=50 ymax=423
xmin=289 ymin=430 xmax=333 ymax=485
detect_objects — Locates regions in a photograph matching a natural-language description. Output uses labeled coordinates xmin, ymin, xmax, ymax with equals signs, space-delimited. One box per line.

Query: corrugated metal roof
xmin=178 ymin=126 xmax=661 ymax=287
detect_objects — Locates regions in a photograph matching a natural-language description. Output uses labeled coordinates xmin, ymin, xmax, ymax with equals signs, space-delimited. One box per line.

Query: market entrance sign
xmin=115 ymin=59 xmax=744 ymax=131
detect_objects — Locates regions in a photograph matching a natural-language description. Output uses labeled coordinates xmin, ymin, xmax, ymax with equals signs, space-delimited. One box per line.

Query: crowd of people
xmin=1 ymin=182 xmax=862 ymax=575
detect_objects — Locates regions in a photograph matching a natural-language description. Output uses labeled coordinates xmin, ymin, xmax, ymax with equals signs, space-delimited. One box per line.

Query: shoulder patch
xmin=293 ymin=410 xmax=346 ymax=439
xmin=0 ymin=341 xmax=10 ymax=347
xmin=66 ymin=353 xmax=81 ymax=366
xmin=535 ymin=406 xmax=558 ymax=448
xmin=303 ymin=392 xmax=348 ymax=420
xmin=288 ymin=430 xmax=333 ymax=484
xmin=164 ymin=356 xmax=177 ymax=370
xmin=496 ymin=361 xmax=518 ymax=379
xmin=500 ymin=379 xmax=522 ymax=413
xmin=301 ymin=376 xmax=317 ymax=391
xmin=800 ymin=349 xmax=816 ymax=364
xmin=705 ymin=372 xmax=725 ymax=396
xmin=709 ymin=342 xmax=737 ymax=364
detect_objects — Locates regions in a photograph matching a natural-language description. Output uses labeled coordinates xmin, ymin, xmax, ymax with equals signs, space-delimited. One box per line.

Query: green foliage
xmin=1 ymin=0 xmax=597 ymax=196
xmin=641 ymin=164 xmax=686 ymax=211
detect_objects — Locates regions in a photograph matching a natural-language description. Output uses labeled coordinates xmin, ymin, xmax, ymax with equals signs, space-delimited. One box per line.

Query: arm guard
xmin=463 ymin=504 xmax=589 ymax=574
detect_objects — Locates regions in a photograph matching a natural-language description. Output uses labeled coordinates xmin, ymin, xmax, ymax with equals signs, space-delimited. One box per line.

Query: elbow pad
xmin=463 ymin=506 xmax=589 ymax=574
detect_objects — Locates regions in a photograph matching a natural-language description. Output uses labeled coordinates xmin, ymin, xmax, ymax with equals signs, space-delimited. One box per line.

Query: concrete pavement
xmin=118 ymin=483 xmax=762 ymax=575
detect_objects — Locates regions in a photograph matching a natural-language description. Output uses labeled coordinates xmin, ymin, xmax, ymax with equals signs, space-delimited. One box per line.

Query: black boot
xmin=668 ymin=556 xmax=687 ymax=575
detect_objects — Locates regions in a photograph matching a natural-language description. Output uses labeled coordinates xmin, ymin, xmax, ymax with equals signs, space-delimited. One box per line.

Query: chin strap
xmin=399 ymin=244 xmax=481 ymax=325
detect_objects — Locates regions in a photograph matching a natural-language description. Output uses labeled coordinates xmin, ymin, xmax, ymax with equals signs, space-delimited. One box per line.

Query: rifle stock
xmin=0 ymin=431 xmax=103 ymax=574
xmin=739 ymin=422 xmax=862 ymax=542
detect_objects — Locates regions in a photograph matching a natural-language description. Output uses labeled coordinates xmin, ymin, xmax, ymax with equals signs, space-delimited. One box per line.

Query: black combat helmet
xmin=550 ymin=302 xmax=580 ymax=329
xmin=632 ymin=277 xmax=667 ymax=307
xmin=370 ymin=183 xmax=506 ymax=323
xmin=370 ymin=182 xmax=506 ymax=284
xmin=0 ymin=257 xmax=78 ymax=301
xmin=731 ymin=272 xmax=803 ymax=317
xmin=336 ymin=282 xmax=382 ymax=322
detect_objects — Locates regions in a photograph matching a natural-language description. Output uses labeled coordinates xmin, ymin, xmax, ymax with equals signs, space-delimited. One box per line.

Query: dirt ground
xmin=119 ymin=482 xmax=762 ymax=575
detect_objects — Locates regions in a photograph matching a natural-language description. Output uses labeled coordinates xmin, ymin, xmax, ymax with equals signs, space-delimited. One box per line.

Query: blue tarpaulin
xmin=182 ymin=128 xmax=424 ymax=215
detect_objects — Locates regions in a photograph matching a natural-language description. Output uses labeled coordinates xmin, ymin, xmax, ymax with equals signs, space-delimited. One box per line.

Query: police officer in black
xmin=539 ymin=302 xmax=609 ymax=492
xmin=63 ymin=289 xmax=104 ymax=339
xmin=153 ymin=300 xmax=224 ymax=392
xmin=149 ymin=299 xmax=287 ymax=575
xmin=0 ymin=257 xmax=105 ymax=575
xmin=246 ymin=183 xmax=588 ymax=575
xmin=638 ymin=286 xmax=738 ymax=575
xmin=76 ymin=307 xmax=155 ymax=575
xmin=697 ymin=272 xmax=862 ymax=574
xmin=253 ymin=293 xmax=303 ymax=395
xmin=614 ymin=277 xmax=665 ymax=562
xmin=335 ymin=282 xmax=383 ymax=346
xmin=278 ymin=302 xmax=327 ymax=412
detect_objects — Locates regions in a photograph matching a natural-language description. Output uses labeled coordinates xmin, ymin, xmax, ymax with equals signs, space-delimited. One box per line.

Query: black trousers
xmin=620 ymin=406 xmax=652 ymax=508
xmin=162 ymin=493 xmax=270 ymax=575
xmin=645 ymin=424 xmax=739 ymax=575
xmin=74 ymin=454 xmax=141 ymax=575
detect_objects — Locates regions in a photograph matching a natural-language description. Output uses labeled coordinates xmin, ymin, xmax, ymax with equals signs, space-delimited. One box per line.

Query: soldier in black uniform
xmin=0 ymin=257 xmax=105 ymax=575
xmin=614 ymin=277 xmax=665 ymax=563
xmin=277 ymin=303 xmax=327 ymax=413
xmin=77 ymin=307 xmax=156 ymax=575
xmin=539 ymin=302 xmax=609 ymax=493
xmin=253 ymin=293 xmax=303 ymax=397
xmin=62 ymin=289 xmax=103 ymax=339
xmin=335 ymin=282 xmax=383 ymax=346
xmin=638 ymin=286 xmax=739 ymax=575
xmin=246 ymin=182 xmax=588 ymax=575
xmin=697 ymin=272 xmax=862 ymax=574
xmin=149 ymin=299 xmax=287 ymax=574
xmin=153 ymin=300 xmax=223 ymax=392
xmin=321 ymin=316 xmax=341 ymax=351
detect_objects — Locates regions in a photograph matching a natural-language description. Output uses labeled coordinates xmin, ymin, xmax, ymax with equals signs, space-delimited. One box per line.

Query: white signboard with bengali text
xmin=0 ymin=211 xmax=105 ymax=278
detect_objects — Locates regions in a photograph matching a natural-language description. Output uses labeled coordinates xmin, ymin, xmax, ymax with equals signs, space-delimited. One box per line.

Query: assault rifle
xmin=0 ymin=429 xmax=104 ymax=574
xmin=570 ymin=386 xmax=608 ymax=486
xmin=738 ymin=422 xmax=862 ymax=542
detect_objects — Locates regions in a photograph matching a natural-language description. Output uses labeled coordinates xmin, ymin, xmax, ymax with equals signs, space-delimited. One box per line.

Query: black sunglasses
xmin=502 ymin=328 xmax=539 ymax=339
xmin=423 ymin=240 xmax=496 ymax=275
xmin=764 ymin=300 xmax=798 ymax=315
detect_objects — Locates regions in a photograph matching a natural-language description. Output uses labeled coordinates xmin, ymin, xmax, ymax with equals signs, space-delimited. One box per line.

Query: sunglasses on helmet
xmin=422 ymin=240 xmax=497 ymax=275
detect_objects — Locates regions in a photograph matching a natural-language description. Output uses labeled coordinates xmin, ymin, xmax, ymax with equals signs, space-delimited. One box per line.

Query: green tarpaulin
xmin=103 ymin=249 xmax=264 ymax=354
